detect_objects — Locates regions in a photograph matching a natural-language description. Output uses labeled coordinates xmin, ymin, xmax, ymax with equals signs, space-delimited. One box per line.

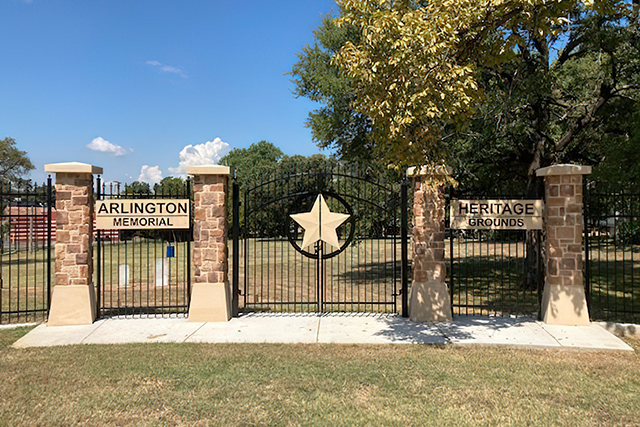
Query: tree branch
xmin=554 ymin=84 xmax=612 ymax=154
xmin=554 ymin=36 xmax=583 ymax=67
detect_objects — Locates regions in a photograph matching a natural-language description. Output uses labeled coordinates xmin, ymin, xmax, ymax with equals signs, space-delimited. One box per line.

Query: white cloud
xmin=169 ymin=137 xmax=230 ymax=175
xmin=146 ymin=60 xmax=187 ymax=78
xmin=138 ymin=165 xmax=163 ymax=184
xmin=87 ymin=137 xmax=129 ymax=156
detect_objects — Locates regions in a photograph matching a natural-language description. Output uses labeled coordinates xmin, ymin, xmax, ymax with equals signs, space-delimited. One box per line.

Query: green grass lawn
xmin=1 ymin=326 xmax=639 ymax=427
xmin=1 ymin=248 xmax=50 ymax=324
xmin=96 ymin=239 xmax=190 ymax=315
xmin=588 ymin=239 xmax=640 ymax=323
xmin=449 ymin=240 xmax=540 ymax=317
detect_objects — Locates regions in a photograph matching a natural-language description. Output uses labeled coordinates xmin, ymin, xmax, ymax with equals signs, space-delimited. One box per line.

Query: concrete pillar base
xmin=541 ymin=284 xmax=590 ymax=325
xmin=188 ymin=282 xmax=232 ymax=322
xmin=47 ymin=285 xmax=97 ymax=326
xmin=409 ymin=280 xmax=452 ymax=322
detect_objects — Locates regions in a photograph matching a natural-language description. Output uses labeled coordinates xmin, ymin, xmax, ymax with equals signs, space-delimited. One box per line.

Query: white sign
xmin=96 ymin=199 xmax=190 ymax=230
xmin=450 ymin=199 xmax=543 ymax=230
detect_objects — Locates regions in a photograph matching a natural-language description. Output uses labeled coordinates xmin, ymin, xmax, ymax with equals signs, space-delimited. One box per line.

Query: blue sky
xmin=0 ymin=0 xmax=338 ymax=185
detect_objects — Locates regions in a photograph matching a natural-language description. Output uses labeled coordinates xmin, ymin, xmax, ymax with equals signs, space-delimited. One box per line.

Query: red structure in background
xmin=3 ymin=206 xmax=119 ymax=248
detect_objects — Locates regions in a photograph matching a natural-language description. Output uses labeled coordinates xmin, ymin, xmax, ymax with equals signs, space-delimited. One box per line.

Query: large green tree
xmin=289 ymin=17 xmax=374 ymax=163
xmin=219 ymin=140 xmax=283 ymax=186
xmin=0 ymin=137 xmax=35 ymax=185
xmin=292 ymin=0 xmax=640 ymax=191
xmin=1 ymin=137 xmax=35 ymax=251
xmin=449 ymin=0 xmax=640 ymax=193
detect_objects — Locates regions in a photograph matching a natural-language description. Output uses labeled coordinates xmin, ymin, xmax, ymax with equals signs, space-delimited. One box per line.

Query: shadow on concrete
xmin=371 ymin=314 xmax=539 ymax=344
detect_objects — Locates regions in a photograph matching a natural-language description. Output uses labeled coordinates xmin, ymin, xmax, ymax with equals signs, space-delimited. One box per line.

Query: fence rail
xmin=1 ymin=179 xmax=53 ymax=324
xmin=585 ymin=183 xmax=640 ymax=323
xmin=446 ymin=185 xmax=544 ymax=318
xmin=94 ymin=178 xmax=193 ymax=318
xmin=447 ymin=230 xmax=542 ymax=317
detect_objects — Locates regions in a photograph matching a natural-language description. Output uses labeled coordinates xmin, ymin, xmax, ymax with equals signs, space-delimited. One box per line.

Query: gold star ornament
xmin=290 ymin=194 xmax=350 ymax=250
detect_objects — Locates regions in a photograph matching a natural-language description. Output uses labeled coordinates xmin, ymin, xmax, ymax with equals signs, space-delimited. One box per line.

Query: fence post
xmin=232 ymin=174 xmax=240 ymax=317
xmin=46 ymin=175 xmax=53 ymax=311
xmin=186 ymin=165 xmax=232 ymax=322
xmin=406 ymin=165 xmax=452 ymax=322
xmin=44 ymin=162 xmax=102 ymax=326
xmin=536 ymin=164 xmax=592 ymax=325
xmin=400 ymin=178 xmax=409 ymax=317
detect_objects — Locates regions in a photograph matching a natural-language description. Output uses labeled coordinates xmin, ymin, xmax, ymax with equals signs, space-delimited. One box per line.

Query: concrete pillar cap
xmin=186 ymin=165 xmax=232 ymax=176
xmin=536 ymin=164 xmax=592 ymax=176
xmin=44 ymin=162 xmax=103 ymax=174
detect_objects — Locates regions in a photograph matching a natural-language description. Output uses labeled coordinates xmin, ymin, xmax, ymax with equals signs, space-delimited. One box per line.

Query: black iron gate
xmin=94 ymin=178 xmax=192 ymax=317
xmin=446 ymin=188 xmax=543 ymax=317
xmin=584 ymin=181 xmax=640 ymax=323
xmin=1 ymin=178 xmax=53 ymax=324
xmin=232 ymin=166 xmax=409 ymax=315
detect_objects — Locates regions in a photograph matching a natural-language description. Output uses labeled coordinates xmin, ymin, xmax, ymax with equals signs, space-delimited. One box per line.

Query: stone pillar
xmin=407 ymin=166 xmax=452 ymax=322
xmin=187 ymin=165 xmax=232 ymax=322
xmin=44 ymin=162 xmax=102 ymax=326
xmin=536 ymin=164 xmax=592 ymax=325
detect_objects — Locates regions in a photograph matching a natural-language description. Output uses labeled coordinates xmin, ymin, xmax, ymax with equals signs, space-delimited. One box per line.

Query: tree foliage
xmin=123 ymin=181 xmax=152 ymax=196
xmin=219 ymin=140 xmax=284 ymax=184
xmin=219 ymin=141 xmax=341 ymax=237
xmin=289 ymin=17 xmax=374 ymax=162
xmin=154 ymin=176 xmax=187 ymax=197
xmin=0 ymin=137 xmax=35 ymax=185
xmin=293 ymin=0 xmax=640 ymax=191
xmin=0 ymin=138 xmax=36 ymax=251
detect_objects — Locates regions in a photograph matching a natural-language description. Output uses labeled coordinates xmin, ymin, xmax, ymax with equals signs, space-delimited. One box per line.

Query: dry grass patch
xmin=0 ymin=328 xmax=640 ymax=426
xmin=0 ymin=327 xmax=638 ymax=426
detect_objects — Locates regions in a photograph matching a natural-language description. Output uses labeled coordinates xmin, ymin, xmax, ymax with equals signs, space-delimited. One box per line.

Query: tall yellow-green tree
xmin=331 ymin=0 xmax=638 ymax=177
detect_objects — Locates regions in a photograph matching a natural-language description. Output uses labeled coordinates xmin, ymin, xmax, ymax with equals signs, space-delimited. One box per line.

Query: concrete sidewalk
xmin=11 ymin=313 xmax=634 ymax=351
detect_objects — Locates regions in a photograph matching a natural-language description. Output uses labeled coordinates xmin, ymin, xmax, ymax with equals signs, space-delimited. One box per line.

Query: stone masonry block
xmin=556 ymin=227 xmax=574 ymax=239
xmin=539 ymin=166 xmax=590 ymax=325
xmin=560 ymin=185 xmax=574 ymax=197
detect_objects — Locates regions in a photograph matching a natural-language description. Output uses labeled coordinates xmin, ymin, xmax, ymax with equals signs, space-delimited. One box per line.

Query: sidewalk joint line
xmin=316 ymin=316 xmax=321 ymax=343
xmin=538 ymin=322 xmax=564 ymax=348
xmin=80 ymin=318 xmax=108 ymax=344
xmin=183 ymin=320 xmax=207 ymax=343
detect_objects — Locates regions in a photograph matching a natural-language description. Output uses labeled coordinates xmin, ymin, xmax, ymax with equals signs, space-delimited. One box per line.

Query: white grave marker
xmin=155 ymin=257 xmax=169 ymax=287
xmin=118 ymin=264 xmax=130 ymax=287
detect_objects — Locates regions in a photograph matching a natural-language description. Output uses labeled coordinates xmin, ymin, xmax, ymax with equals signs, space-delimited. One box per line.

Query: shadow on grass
xmin=589 ymin=264 xmax=640 ymax=324
xmin=451 ymin=254 xmax=540 ymax=317
xmin=333 ymin=260 xmax=398 ymax=283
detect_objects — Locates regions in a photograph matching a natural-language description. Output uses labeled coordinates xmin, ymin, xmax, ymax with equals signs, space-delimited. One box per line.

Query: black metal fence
xmin=0 ymin=178 xmax=53 ymax=324
xmin=233 ymin=166 xmax=409 ymax=315
xmin=585 ymin=182 xmax=640 ymax=323
xmin=446 ymin=187 xmax=543 ymax=318
xmin=94 ymin=178 xmax=192 ymax=317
